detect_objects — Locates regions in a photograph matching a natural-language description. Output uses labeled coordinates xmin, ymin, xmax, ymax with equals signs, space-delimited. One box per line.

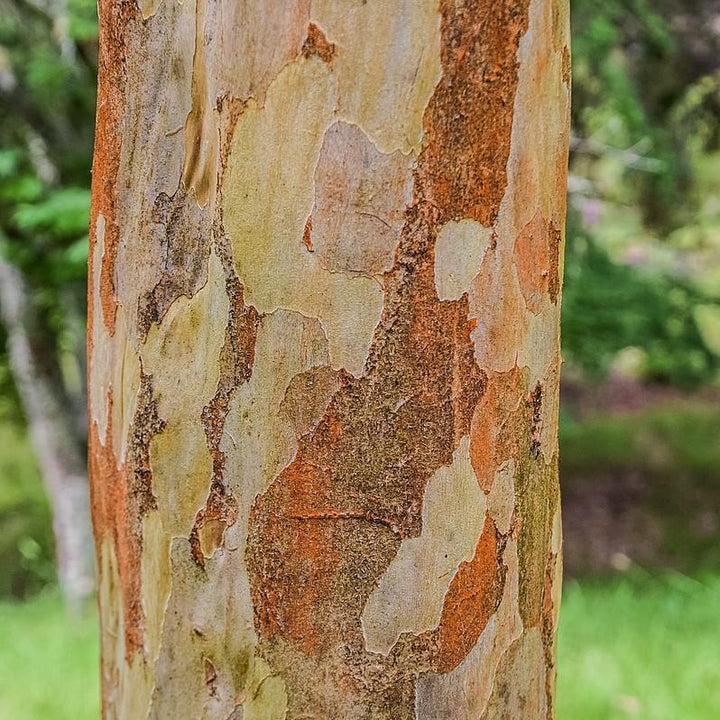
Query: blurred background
xmin=1 ymin=1 xmax=719 ymax=718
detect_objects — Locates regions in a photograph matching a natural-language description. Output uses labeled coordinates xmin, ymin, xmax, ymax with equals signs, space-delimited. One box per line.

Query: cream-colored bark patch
xmin=361 ymin=437 xmax=485 ymax=655
xmin=470 ymin=249 xmax=529 ymax=374
xmin=241 ymin=656 xmax=288 ymax=720
xmin=480 ymin=629 xmax=547 ymax=720
xmin=223 ymin=57 xmax=382 ymax=375
xmin=310 ymin=120 xmax=412 ymax=276
xmin=150 ymin=526 xmax=283 ymax=720
xmin=142 ymin=251 xmax=228 ymax=535
xmin=312 ymin=0 xmax=441 ymax=153
xmin=516 ymin=304 xmax=560 ymax=390
xmin=211 ymin=0 xmax=309 ymax=103
xmin=90 ymin=214 xmax=141 ymax=461
xmin=143 ymin=311 xmax=330 ymax=718
xmin=487 ymin=459 xmax=515 ymax=535
xmin=223 ymin=310 xmax=331 ymax=513
xmin=434 ymin=220 xmax=492 ymax=301
xmin=138 ymin=0 xmax=161 ymax=20
xmin=140 ymin=511 xmax=171 ymax=662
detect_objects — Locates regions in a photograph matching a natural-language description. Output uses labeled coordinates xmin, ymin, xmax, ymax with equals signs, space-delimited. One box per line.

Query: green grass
xmin=557 ymin=573 xmax=720 ymax=719
xmin=1 ymin=575 xmax=719 ymax=719
xmin=0 ymin=591 xmax=99 ymax=720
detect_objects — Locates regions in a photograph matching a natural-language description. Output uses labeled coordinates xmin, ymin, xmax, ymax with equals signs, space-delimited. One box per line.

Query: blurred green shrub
xmin=572 ymin=0 xmax=720 ymax=230
xmin=0 ymin=0 xmax=96 ymax=423
xmin=566 ymin=1 xmax=720 ymax=387
xmin=562 ymin=219 xmax=720 ymax=388
xmin=0 ymin=424 xmax=55 ymax=598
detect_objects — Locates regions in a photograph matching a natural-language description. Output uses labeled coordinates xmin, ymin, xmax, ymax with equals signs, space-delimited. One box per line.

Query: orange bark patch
xmin=469 ymin=367 xmax=526 ymax=492
xmin=89 ymin=0 xmax=136 ymax=334
xmin=416 ymin=0 xmax=531 ymax=225
xmin=514 ymin=211 xmax=561 ymax=313
xmin=249 ymin=459 xmax=338 ymax=655
xmin=434 ymin=516 xmax=506 ymax=673
xmin=89 ymin=413 xmax=137 ymax=654
xmin=302 ymin=22 xmax=336 ymax=64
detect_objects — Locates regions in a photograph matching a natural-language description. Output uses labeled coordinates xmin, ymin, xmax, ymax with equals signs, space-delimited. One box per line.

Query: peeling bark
xmin=89 ymin=1 xmax=569 ymax=717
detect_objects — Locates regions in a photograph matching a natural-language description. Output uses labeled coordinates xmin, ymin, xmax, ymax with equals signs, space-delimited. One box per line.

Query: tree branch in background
xmin=571 ymin=134 xmax=666 ymax=173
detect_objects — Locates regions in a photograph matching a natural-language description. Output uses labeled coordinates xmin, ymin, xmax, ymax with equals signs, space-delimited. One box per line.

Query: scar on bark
xmin=561 ymin=45 xmax=571 ymax=85
xmin=302 ymin=216 xmax=314 ymax=252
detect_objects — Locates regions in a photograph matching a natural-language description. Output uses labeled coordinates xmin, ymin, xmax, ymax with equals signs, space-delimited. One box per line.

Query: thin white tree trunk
xmin=0 ymin=256 xmax=94 ymax=609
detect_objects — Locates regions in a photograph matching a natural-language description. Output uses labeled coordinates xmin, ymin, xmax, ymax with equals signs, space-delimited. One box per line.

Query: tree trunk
xmin=88 ymin=1 xmax=570 ymax=718
xmin=0 ymin=256 xmax=94 ymax=610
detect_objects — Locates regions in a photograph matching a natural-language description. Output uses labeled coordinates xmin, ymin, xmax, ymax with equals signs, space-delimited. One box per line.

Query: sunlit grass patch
xmin=0 ymin=591 xmax=98 ymax=720
xmin=557 ymin=572 xmax=720 ymax=720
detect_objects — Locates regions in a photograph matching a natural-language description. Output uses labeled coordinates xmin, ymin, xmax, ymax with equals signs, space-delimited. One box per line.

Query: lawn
xmin=0 ymin=592 xmax=99 ymax=719
xmin=0 ymin=574 xmax=718 ymax=719
xmin=557 ymin=573 xmax=720 ymax=719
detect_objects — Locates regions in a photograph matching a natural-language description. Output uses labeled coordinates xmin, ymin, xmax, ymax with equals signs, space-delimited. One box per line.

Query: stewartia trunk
xmin=88 ymin=1 xmax=570 ymax=717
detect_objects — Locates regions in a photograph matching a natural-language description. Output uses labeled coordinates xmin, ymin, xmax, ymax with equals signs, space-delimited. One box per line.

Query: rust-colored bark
xmin=89 ymin=1 xmax=569 ymax=717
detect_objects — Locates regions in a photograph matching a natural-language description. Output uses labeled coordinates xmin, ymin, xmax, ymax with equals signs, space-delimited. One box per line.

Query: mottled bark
xmin=88 ymin=1 xmax=570 ymax=718
xmin=0 ymin=256 xmax=94 ymax=609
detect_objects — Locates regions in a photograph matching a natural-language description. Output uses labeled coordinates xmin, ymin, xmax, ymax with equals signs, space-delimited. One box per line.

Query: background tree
xmin=0 ymin=0 xmax=97 ymax=607
xmin=89 ymin=0 xmax=569 ymax=717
